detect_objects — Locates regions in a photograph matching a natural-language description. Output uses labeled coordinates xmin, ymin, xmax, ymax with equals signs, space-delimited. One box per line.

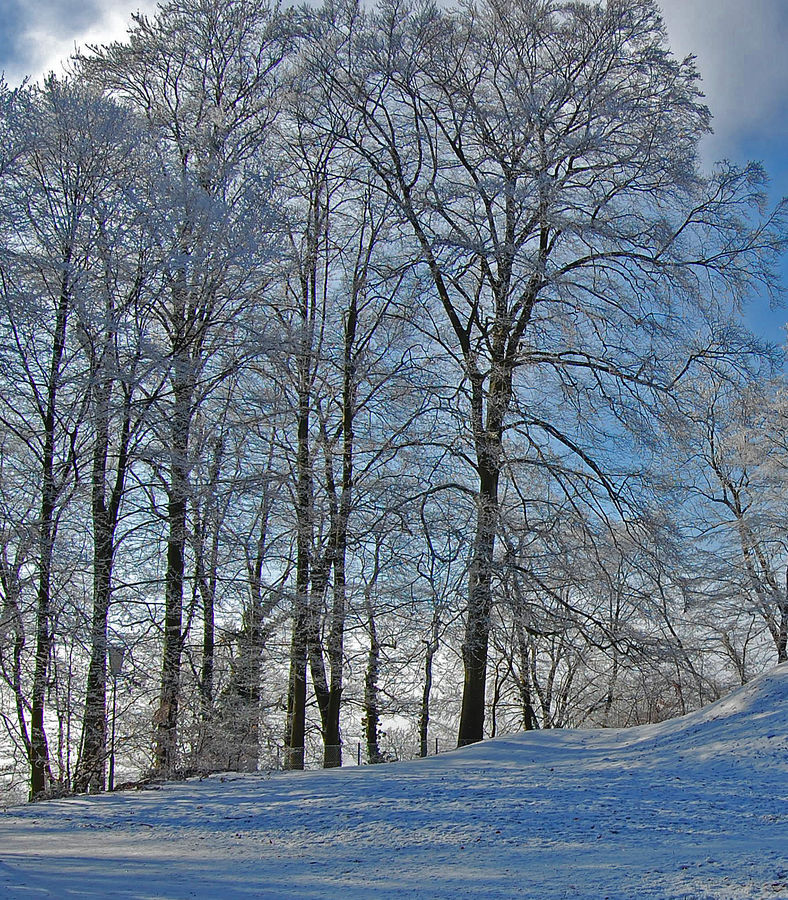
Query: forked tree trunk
xmin=319 ymin=299 xmax=357 ymax=769
xmin=284 ymin=171 xmax=327 ymax=769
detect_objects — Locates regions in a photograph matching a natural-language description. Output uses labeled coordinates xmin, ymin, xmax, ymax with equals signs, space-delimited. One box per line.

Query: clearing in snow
xmin=1 ymin=665 xmax=787 ymax=899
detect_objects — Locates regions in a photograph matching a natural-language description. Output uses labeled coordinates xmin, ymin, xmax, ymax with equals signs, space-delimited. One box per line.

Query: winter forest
xmin=1 ymin=0 xmax=787 ymax=803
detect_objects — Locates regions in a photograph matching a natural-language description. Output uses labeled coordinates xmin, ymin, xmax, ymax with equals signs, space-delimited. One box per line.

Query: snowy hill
xmin=2 ymin=665 xmax=788 ymax=899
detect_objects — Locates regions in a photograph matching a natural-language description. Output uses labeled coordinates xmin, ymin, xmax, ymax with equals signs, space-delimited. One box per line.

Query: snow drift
xmin=1 ymin=665 xmax=787 ymax=899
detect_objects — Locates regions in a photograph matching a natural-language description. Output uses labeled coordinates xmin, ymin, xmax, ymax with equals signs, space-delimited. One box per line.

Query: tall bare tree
xmin=79 ymin=0 xmax=295 ymax=775
xmin=0 ymin=80 xmax=140 ymax=797
xmin=308 ymin=0 xmax=786 ymax=745
xmin=71 ymin=98 xmax=159 ymax=794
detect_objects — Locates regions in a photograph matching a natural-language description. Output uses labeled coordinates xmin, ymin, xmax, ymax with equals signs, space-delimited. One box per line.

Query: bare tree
xmin=79 ymin=0 xmax=294 ymax=775
xmin=679 ymin=375 xmax=788 ymax=669
xmin=0 ymin=79 xmax=137 ymax=797
xmin=71 ymin=98 xmax=159 ymax=795
xmin=307 ymin=0 xmax=786 ymax=744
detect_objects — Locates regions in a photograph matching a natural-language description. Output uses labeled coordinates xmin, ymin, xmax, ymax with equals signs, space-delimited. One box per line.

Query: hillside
xmin=2 ymin=665 xmax=787 ymax=899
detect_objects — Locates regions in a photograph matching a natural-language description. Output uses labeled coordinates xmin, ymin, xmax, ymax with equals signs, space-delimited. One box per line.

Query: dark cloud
xmin=0 ymin=0 xmax=25 ymax=79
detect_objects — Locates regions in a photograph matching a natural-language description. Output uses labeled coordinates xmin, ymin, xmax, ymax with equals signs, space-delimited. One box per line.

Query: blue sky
xmin=0 ymin=0 xmax=786 ymax=345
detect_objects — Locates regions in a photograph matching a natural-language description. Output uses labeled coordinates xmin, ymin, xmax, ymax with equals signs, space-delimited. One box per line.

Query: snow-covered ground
xmin=2 ymin=667 xmax=788 ymax=899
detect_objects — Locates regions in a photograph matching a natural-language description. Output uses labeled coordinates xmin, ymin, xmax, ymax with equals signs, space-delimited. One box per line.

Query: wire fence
xmin=271 ymin=737 xmax=449 ymax=771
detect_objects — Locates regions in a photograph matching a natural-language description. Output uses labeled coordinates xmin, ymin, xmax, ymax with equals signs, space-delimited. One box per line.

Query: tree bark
xmin=196 ymin=437 xmax=223 ymax=724
xmin=458 ymin=427 xmax=502 ymax=746
xmin=419 ymin=612 xmax=439 ymax=758
xmin=153 ymin=354 xmax=192 ymax=776
xmin=74 ymin=323 xmax=133 ymax=792
xmin=30 ymin=262 xmax=71 ymax=800
xmin=363 ymin=601 xmax=382 ymax=765
xmin=284 ymin=387 xmax=312 ymax=770
xmin=513 ymin=616 xmax=538 ymax=732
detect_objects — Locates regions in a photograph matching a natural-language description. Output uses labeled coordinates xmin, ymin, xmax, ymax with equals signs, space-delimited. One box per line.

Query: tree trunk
xmin=197 ymin=437 xmax=223 ymax=723
xmin=284 ymin=601 xmax=308 ymax=770
xmin=458 ymin=454 xmax=500 ymax=746
xmin=153 ymin=366 xmax=192 ymax=776
xmin=198 ymin=557 xmax=215 ymax=718
xmin=323 ymin=554 xmax=345 ymax=768
xmin=457 ymin=315 xmax=517 ymax=746
xmin=0 ymin=565 xmax=32 ymax=768
xmin=778 ymin=570 xmax=788 ymax=664
xmin=305 ymin=558 xmax=332 ymax=761
xmin=419 ymin=611 xmax=440 ymax=758
xmin=74 ymin=333 xmax=132 ymax=793
xmin=30 ymin=527 xmax=55 ymax=799
xmin=30 ymin=264 xmax=71 ymax=800
xmin=284 ymin=386 xmax=312 ymax=770
xmin=513 ymin=617 xmax=538 ymax=731
xmin=73 ymin=525 xmax=111 ymax=793
xmin=320 ymin=308 xmax=356 ymax=769
xmin=363 ymin=602 xmax=382 ymax=765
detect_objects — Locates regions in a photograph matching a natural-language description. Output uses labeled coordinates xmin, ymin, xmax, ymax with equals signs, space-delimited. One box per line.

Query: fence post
xmin=357 ymin=742 xmax=361 ymax=766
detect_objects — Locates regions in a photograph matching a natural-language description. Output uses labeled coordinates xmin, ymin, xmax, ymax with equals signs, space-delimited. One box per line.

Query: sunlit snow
xmin=1 ymin=665 xmax=787 ymax=899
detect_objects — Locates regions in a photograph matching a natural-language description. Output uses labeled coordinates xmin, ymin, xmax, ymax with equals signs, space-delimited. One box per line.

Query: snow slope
xmin=2 ymin=666 xmax=788 ymax=899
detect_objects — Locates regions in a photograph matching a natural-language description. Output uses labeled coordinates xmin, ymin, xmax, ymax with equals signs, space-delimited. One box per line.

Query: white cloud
xmin=5 ymin=0 xmax=788 ymax=164
xmin=659 ymin=0 xmax=788 ymax=156
xmin=5 ymin=1 xmax=156 ymax=87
